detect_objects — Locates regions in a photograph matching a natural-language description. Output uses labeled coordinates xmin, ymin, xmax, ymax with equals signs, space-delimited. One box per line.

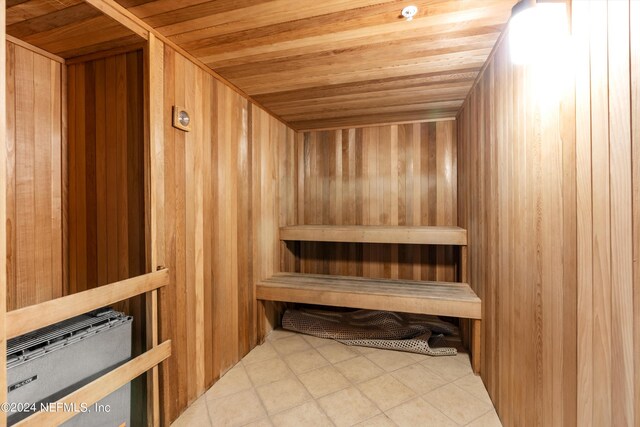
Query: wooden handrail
xmin=6 ymin=269 xmax=169 ymax=339
xmin=13 ymin=340 xmax=172 ymax=427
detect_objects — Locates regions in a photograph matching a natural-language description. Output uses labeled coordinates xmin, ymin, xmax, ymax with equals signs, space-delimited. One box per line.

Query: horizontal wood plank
xmin=6 ymin=269 xmax=169 ymax=339
xmin=257 ymin=272 xmax=481 ymax=319
xmin=113 ymin=0 xmax=516 ymax=130
xmin=280 ymin=225 xmax=467 ymax=245
xmin=6 ymin=0 xmax=146 ymax=59
xmin=14 ymin=340 xmax=171 ymax=427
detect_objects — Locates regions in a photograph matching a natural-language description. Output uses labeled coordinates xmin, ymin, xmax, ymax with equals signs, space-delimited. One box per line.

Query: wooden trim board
xmin=6 ymin=269 xmax=169 ymax=339
xmin=13 ymin=340 xmax=171 ymax=427
xmin=280 ymin=225 xmax=467 ymax=245
xmin=5 ymin=35 xmax=65 ymax=64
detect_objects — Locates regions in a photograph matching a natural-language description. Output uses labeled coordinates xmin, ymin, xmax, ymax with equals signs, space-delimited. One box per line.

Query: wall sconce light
xmin=509 ymin=0 xmax=569 ymax=65
xmin=172 ymin=106 xmax=191 ymax=132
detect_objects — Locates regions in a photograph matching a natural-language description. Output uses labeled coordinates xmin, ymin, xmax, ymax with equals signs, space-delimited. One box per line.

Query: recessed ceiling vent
xmin=401 ymin=5 xmax=418 ymax=21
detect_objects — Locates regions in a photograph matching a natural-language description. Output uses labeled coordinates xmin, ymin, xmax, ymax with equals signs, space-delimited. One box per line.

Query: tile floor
xmin=171 ymin=329 xmax=502 ymax=427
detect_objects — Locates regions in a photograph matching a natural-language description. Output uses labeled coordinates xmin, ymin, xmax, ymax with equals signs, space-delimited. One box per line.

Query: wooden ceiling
xmin=115 ymin=0 xmax=516 ymax=130
xmin=6 ymin=0 xmax=145 ymax=59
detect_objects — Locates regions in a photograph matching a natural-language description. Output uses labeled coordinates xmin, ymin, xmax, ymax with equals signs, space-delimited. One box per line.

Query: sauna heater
xmin=6 ymin=308 xmax=132 ymax=426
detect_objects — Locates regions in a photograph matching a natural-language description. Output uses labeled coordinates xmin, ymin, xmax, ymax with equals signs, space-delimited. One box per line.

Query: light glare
xmin=509 ymin=3 xmax=569 ymax=65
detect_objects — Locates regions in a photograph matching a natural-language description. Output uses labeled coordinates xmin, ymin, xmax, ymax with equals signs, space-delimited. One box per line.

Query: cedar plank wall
xmin=573 ymin=1 xmax=639 ymax=425
xmin=6 ymin=41 xmax=63 ymax=310
xmin=159 ymin=45 xmax=293 ymax=424
xmin=457 ymin=0 xmax=639 ymax=425
xmin=457 ymin=13 xmax=577 ymax=427
xmin=287 ymin=122 xmax=457 ymax=281
xmin=67 ymin=50 xmax=146 ymax=293
xmin=66 ymin=49 xmax=147 ymax=425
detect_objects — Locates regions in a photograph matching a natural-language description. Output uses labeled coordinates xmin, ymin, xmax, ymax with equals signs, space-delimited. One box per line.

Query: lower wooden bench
xmin=256 ymin=272 xmax=482 ymax=373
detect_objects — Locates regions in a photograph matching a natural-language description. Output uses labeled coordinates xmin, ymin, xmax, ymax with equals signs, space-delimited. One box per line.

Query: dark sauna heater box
xmin=6 ymin=309 xmax=132 ymax=426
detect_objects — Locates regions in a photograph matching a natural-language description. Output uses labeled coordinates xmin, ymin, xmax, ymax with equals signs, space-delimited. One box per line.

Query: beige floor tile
xmin=352 ymin=345 xmax=379 ymax=355
xmin=353 ymin=414 xmax=397 ymax=426
xmin=206 ymin=389 xmax=266 ymax=427
xmin=466 ymin=410 xmax=503 ymax=427
xmin=171 ymin=395 xmax=211 ymax=427
xmin=267 ymin=329 xmax=297 ymax=341
xmin=406 ymin=352 xmax=430 ymax=362
xmin=454 ymin=374 xmax=493 ymax=405
xmin=385 ymin=397 xmax=457 ymax=427
xmin=284 ymin=348 xmax=329 ymax=374
xmin=421 ymin=355 xmax=473 ymax=382
xmin=176 ymin=331 xmax=500 ymax=427
xmin=357 ymin=374 xmax=416 ymax=411
xmin=316 ymin=343 xmax=358 ymax=364
xmin=424 ymin=383 xmax=491 ymax=425
xmin=298 ymin=365 xmax=351 ymax=398
xmin=242 ymin=342 xmax=279 ymax=366
xmin=206 ymin=364 xmax=252 ymax=400
xmin=271 ymin=401 xmax=334 ymax=427
xmin=364 ymin=349 xmax=416 ymax=372
xmin=245 ymin=357 xmax=293 ymax=387
xmin=391 ymin=363 xmax=448 ymax=395
xmin=242 ymin=419 xmax=274 ymax=427
xmin=302 ymin=334 xmax=333 ymax=348
xmin=256 ymin=377 xmax=312 ymax=414
xmin=334 ymin=356 xmax=385 ymax=383
xmin=317 ymin=387 xmax=380 ymax=427
xmin=271 ymin=335 xmax=312 ymax=355
xmin=453 ymin=352 xmax=472 ymax=367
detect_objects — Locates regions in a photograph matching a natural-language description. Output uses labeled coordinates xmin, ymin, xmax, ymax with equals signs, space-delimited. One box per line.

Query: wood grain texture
xmin=457 ymin=17 xmax=576 ymax=427
xmin=6 ymin=269 xmax=168 ymax=340
xmin=6 ymin=0 xmax=145 ymax=59
xmin=112 ymin=0 xmax=516 ymax=130
xmin=280 ymin=225 xmax=467 ymax=245
xmin=0 ymin=4 xmax=7 ymax=425
xmin=571 ymin=1 xmax=639 ymax=425
xmin=285 ymin=121 xmax=458 ymax=283
xmin=6 ymin=40 xmax=63 ymax=311
xmin=157 ymin=46 xmax=293 ymax=425
xmin=257 ymin=272 xmax=481 ymax=319
xmin=457 ymin=0 xmax=639 ymax=424
xmin=66 ymin=49 xmax=148 ymax=425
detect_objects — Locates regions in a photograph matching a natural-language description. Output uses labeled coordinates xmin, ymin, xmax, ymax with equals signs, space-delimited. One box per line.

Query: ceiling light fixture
xmin=401 ymin=5 xmax=418 ymax=21
xmin=508 ymin=0 xmax=569 ymax=65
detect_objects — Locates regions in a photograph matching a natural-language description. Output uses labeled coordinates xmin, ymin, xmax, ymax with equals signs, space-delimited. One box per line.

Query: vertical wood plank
xmin=608 ymin=1 xmax=633 ymax=425
xmin=630 ymin=1 xmax=640 ymax=423
xmin=0 ymin=4 xmax=7 ymax=425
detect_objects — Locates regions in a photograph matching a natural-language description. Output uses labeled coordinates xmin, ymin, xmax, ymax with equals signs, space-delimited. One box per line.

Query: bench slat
xmin=257 ymin=273 xmax=481 ymax=319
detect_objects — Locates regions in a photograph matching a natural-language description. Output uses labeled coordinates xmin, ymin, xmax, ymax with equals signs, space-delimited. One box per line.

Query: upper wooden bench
xmin=279 ymin=225 xmax=467 ymax=245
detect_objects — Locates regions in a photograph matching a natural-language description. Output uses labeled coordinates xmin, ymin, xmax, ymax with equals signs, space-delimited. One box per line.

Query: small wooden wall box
xmin=172 ymin=106 xmax=191 ymax=132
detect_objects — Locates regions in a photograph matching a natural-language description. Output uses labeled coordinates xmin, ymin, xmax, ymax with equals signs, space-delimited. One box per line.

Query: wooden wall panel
xmin=66 ymin=49 xmax=147 ymax=425
xmin=1 ymin=8 xmax=8 ymax=426
xmin=288 ymin=121 xmax=457 ymax=282
xmin=457 ymin=17 xmax=576 ymax=427
xmin=158 ymin=45 xmax=293 ymax=424
xmin=252 ymin=105 xmax=296 ymax=338
xmin=67 ymin=49 xmax=146 ymax=295
xmin=572 ymin=1 xmax=639 ymax=425
xmin=6 ymin=40 xmax=63 ymax=311
xmin=457 ymin=1 xmax=639 ymax=425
